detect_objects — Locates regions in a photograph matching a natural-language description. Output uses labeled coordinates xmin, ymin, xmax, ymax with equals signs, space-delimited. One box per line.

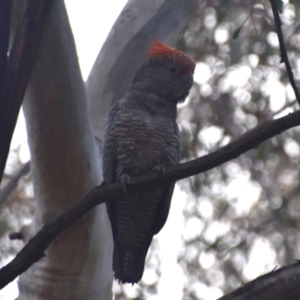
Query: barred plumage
xmin=103 ymin=41 xmax=195 ymax=284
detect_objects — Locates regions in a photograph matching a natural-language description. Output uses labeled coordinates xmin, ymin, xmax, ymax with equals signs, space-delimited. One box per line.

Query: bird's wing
xmin=152 ymin=182 xmax=175 ymax=234
xmin=103 ymin=101 xmax=120 ymax=222
xmin=153 ymin=122 xmax=180 ymax=235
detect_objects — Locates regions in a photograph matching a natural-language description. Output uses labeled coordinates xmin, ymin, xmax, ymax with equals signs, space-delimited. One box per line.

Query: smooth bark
xmin=18 ymin=1 xmax=113 ymax=299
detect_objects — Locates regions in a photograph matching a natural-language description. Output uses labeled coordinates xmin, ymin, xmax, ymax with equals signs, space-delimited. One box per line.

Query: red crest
xmin=148 ymin=40 xmax=195 ymax=73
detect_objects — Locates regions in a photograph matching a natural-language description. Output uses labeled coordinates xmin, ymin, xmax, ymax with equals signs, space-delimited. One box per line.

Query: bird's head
xmin=131 ymin=40 xmax=195 ymax=104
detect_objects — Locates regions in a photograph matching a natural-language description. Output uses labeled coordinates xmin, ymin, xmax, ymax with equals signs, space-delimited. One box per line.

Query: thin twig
xmin=250 ymin=14 xmax=259 ymax=39
xmin=1 ymin=109 xmax=300 ymax=289
xmin=0 ymin=161 xmax=30 ymax=206
xmin=260 ymin=99 xmax=298 ymax=123
xmin=250 ymin=11 xmax=263 ymax=49
xmin=233 ymin=7 xmax=253 ymax=40
xmin=241 ymin=8 xmax=253 ymax=28
xmin=269 ymin=0 xmax=300 ymax=105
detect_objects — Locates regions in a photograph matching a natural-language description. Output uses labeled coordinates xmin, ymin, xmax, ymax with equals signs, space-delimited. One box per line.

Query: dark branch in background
xmin=1 ymin=109 xmax=300 ymax=289
xmin=0 ymin=0 xmax=54 ymax=183
xmin=218 ymin=262 xmax=300 ymax=300
xmin=8 ymin=232 xmax=23 ymax=241
xmin=270 ymin=0 xmax=300 ymax=105
xmin=0 ymin=0 xmax=11 ymax=107
xmin=0 ymin=161 xmax=30 ymax=206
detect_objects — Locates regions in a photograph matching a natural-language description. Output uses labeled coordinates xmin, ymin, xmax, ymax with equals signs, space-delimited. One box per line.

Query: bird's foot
xmin=120 ymin=173 xmax=131 ymax=196
xmin=152 ymin=165 xmax=166 ymax=180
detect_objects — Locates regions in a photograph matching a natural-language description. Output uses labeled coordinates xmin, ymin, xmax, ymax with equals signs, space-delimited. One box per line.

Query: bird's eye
xmin=170 ymin=67 xmax=176 ymax=73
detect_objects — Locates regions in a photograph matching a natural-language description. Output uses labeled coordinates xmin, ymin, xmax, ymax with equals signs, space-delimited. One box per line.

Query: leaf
xmin=233 ymin=27 xmax=241 ymax=40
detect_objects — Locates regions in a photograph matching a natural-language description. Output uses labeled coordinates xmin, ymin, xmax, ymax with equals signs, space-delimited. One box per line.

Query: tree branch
xmin=270 ymin=0 xmax=300 ymax=105
xmin=218 ymin=262 xmax=300 ymax=300
xmin=1 ymin=109 xmax=300 ymax=289
xmin=0 ymin=161 xmax=30 ymax=206
xmin=0 ymin=0 xmax=54 ymax=182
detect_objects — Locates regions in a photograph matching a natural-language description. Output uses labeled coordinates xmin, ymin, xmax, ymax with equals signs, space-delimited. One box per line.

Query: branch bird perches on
xmin=1 ymin=108 xmax=300 ymax=289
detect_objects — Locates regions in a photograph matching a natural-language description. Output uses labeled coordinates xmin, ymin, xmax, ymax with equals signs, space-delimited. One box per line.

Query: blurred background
xmin=0 ymin=0 xmax=300 ymax=299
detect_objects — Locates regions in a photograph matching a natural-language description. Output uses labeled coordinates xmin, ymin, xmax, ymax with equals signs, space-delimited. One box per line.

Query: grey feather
xmin=102 ymin=52 xmax=194 ymax=284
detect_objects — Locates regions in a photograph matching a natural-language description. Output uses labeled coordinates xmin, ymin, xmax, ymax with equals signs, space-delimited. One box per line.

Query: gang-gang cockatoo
xmin=102 ymin=40 xmax=195 ymax=284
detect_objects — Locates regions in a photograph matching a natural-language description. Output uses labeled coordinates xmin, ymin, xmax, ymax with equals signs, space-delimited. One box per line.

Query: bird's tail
xmin=113 ymin=240 xmax=150 ymax=284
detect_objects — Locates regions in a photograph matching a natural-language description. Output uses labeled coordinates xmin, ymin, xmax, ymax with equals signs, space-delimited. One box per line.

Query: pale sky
xmin=64 ymin=0 xmax=127 ymax=80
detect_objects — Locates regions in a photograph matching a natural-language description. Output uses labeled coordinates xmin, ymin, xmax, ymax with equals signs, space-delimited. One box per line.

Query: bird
xmin=102 ymin=40 xmax=195 ymax=284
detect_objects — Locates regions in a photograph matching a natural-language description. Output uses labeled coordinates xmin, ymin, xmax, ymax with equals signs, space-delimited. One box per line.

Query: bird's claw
xmin=120 ymin=174 xmax=131 ymax=196
xmin=152 ymin=165 xmax=166 ymax=180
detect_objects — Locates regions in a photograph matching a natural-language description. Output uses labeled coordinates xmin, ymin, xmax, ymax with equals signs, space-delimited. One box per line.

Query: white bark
xmin=18 ymin=1 xmax=112 ymax=299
